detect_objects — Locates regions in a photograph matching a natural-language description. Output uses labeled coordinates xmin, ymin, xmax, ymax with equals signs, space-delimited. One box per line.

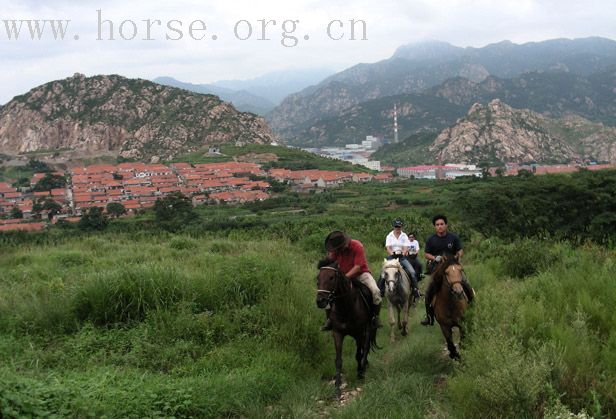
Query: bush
xmin=500 ymin=239 xmax=556 ymax=278
xmin=73 ymin=265 xmax=191 ymax=325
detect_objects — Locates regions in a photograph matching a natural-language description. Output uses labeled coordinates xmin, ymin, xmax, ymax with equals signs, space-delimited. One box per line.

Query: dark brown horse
xmin=316 ymin=260 xmax=379 ymax=395
xmin=430 ymin=257 xmax=468 ymax=359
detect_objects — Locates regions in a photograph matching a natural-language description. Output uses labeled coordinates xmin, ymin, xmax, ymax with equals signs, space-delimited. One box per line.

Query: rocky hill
xmin=268 ymin=37 xmax=616 ymax=146
xmin=373 ymin=100 xmax=616 ymax=165
xmin=431 ymin=100 xmax=577 ymax=164
xmin=0 ymin=74 xmax=276 ymax=160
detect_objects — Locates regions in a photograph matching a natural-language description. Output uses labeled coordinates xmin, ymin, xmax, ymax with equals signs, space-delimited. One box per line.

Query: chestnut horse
xmin=316 ymin=260 xmax=379 ymax=395
xmin=430 ymin=257 xmax=468 ymax=359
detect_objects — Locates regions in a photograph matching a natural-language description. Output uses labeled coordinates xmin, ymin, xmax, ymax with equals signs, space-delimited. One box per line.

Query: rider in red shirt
xmin=321 ymin=231 xmax=382 ymax=331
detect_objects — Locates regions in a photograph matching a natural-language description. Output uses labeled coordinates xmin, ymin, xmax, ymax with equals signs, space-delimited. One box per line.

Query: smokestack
xmin=394 ymin=104 xmax=399 ymax=143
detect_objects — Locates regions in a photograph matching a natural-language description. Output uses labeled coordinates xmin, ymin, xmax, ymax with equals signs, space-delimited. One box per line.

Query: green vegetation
xmin=172 ymin=144 xmax=368 ymax=173
xmin=1 ymin=169 xmax=615 ymax=417
xmin=0 ymin=159 xmax=51 ymax=184
xmin=372 ymin=132 xmax=439 ymax=166
xmin=33 ymin=174 xmax=67 ymax=192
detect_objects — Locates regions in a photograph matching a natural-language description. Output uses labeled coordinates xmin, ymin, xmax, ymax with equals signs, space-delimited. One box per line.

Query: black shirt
xmin=425 ymin=232 xmax=463 ymax=258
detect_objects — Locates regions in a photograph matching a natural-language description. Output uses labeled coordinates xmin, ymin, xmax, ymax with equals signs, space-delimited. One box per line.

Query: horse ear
xmin=383 ymin=258 xmax=388 ymax=263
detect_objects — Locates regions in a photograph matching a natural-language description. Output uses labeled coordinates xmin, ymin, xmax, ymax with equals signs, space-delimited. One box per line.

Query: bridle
xmin=383 ymin=266 xmax=402 ymax=290
xmin=317 ymin=266 xmax=346 ymax=305
xmin=444 ymin=264 xmax=465 ymax=297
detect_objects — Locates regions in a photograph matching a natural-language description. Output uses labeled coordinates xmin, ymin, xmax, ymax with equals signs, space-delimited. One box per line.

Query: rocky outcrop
xmin=430 ymin=100 xmax=578 ymax=164
xmin=0 ymin=74 xmax=276 ymax=160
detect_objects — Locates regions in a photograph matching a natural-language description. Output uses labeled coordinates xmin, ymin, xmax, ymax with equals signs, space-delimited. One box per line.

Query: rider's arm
xmin=455 ymin=249 xmax=464 ymax=261
xmin=402 ymin=246 xmax=410 ymax=257
xmin=345 ymin=264 xmax=361 ymax=279
xmin=424 ymin=252 xmax=437 ymax=261
xmin=326 ymin=251 xmax=336 ymax=260
xmin=386 ymin=246 xmax=395 ymax=256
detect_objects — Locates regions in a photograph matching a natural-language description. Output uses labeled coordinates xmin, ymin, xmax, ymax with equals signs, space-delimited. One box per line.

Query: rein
xmin=317 ymin=266 xmax=351 ymax=303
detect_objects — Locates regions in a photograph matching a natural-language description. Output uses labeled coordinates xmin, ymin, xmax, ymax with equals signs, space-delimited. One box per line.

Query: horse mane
xmin=317 ymin=258 xmax=338 ymax=270
xmin=432 ymin=257 xmax=461 ymax=285
xmin=382 ymin=259 xmax=401 ymax=270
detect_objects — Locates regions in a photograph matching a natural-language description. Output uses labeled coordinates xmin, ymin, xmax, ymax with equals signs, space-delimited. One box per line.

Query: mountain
xmin=372 ymin=100 xmax=616 ymax=166
xmin=286 ymin=93 xmax=465 ymax=147
xmin=0 ymin=74 xmax=276 ymax=160
xmin=153 ymin=77 xmax=276 ymax=115
xmin=281 ymin=67 xmax=616 ymax=147
xmin=268 ymin=37 xmax=616 ymax=145
xmin=212 ymin=68 xmax=335 ymax=105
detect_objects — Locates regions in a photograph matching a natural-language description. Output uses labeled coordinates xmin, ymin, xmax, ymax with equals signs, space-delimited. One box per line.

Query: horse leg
xmin=388 ymin=302 xmax=396 ymax=343
xmin=355 ymin=336 xmax=363 ymax=375
xmin=401 ymin=301 xmax=409 ymax=336
xmin=439 ymin=323 xmax=459 ymax=360
xmin=333 ymin=332 xmax=344 ymax=397
xmin=360 ymin=329 xmax=371 ymax=379
xmin=458 ymin=324 xmax=465 ymax=349
xmin=356 ymin=335 xmax=366 ymax=379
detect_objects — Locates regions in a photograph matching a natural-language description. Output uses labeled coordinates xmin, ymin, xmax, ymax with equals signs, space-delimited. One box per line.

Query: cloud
xmin=1 ymin=0 xmax=616 ymax=103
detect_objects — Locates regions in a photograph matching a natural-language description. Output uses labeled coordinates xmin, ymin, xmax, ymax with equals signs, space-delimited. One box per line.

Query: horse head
xmin=381 ymin=258 xmax=403 ymax=294
xmin=444 ymin=262 xmax=465 ymax=300
xmin=433 ymin=256 xmax=465 ymax=300
xmin=316 ymin=259 xmax=341 ymax=309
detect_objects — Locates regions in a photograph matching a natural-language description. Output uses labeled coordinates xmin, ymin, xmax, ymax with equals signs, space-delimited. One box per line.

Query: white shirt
xmin=408 ymin=239 xmax=420 ymax=255
xmin=385 ymin=230 xmax=411 ymax=254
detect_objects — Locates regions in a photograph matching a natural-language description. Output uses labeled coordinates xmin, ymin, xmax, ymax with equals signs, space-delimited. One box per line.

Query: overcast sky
xmin=1 ymin=0 xmax=616 ymax=104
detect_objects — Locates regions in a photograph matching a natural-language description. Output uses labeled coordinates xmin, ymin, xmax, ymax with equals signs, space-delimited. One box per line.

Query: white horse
xmin=381 ymin=258 xmax=413 ymax=343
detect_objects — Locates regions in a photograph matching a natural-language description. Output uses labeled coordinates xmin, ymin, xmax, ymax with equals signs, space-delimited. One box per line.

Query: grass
xmin=1 ymin=175 xmax=616 ymax=417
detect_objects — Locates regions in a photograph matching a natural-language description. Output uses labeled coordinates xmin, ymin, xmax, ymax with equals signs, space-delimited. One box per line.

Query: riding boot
xmin=412 ymin=287 xmax=421 ymax=300
xmin=372 ymin=304 xmax=382 ymax=328
xmin=461 ymin=278 xmax=475 ymax=303
xmin=420 ymin=304 xmax=434 ymax=326
xmin=377 ymin=276 xmax=385 ymax=297
xmin=320 ymin=309 xmax=333 ymax=331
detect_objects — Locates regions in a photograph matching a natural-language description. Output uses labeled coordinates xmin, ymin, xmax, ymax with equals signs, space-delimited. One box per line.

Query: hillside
xmin=373 ymin=100 xmax=616 ymax=166
xmin=1 ymin=171 xmax=616 ymax=417
xmin=268 ymin=37 xmax=616 ymax=146
xmin=280 ymin=67 xmax=616 ymax=147
xmin=0 ymin=74 xmax=276 ymax=161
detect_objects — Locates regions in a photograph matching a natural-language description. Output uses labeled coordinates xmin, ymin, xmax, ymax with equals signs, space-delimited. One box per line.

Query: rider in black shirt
xmin=421 ymin=214 xmax=475 ymax=326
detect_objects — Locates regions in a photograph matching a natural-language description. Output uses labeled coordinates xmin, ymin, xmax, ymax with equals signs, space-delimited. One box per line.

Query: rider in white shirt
xmin=381 ymin=218 xmax=420 ymax=299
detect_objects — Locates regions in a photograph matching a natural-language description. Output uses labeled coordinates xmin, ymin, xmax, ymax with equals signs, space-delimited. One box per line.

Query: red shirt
xmin=332 ymin=239 xmax=371 ymax=277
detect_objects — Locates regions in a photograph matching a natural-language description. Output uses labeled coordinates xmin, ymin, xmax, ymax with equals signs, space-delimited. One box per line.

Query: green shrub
xmin=169 ymin=236 xmax=198 ymax=250
xmin=73 ymin=264 xmax=191 ymax=325
xmin=500 ymin=239 xmax=556 ymax=278
xmin=446 ymin=331 xmax=551 ymax=418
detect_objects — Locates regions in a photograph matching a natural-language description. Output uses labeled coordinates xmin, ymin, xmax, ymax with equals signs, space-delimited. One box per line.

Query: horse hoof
xmin=449 ymin=352 xmax=461 ymax=360
xmin=401 ymin=329 xmax=407 ymax=336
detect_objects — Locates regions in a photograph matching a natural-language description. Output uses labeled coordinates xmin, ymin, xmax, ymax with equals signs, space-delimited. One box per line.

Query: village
xmin=0 ymin=161 xmax=393 ymax=232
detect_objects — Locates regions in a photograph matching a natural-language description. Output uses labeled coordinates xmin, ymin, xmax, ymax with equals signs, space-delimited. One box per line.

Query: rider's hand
xmin=434 ymin=255 xmax=443 ymax=263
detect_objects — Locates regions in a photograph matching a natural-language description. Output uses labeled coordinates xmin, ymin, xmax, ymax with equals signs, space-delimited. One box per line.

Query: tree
xmin=33 ymin=174 xmax=66 ymax=192
xmin=26 ymin=158 xmax=51 ymax=173
xmin=495 ymin=168 xmax=505 ymax=177
xmin=78 ymin=207 xmax=108 ymax=231
xmin=10 ymin=206 xmax=23 ymax=219
xmin=42 ymin=199 xmax=63 ymax=221
xmin=106 ymin=202 xmax=127 ymax=218
xmin=153 ymin=192 xmax=196 ymax=231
